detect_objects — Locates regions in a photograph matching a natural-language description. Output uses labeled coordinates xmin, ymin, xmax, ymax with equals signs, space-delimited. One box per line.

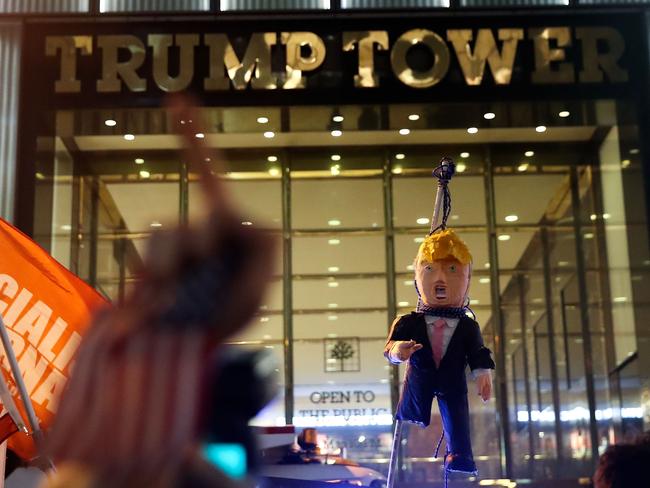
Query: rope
xmin=429 ymin=157 xmax=455 ymax=235
xmin=434 ymin=428 xmax=445 ymax=458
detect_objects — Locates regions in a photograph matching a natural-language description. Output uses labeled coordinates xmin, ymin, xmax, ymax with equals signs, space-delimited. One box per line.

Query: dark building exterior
xmin=0 ymin=0 xmax=649 ymax=483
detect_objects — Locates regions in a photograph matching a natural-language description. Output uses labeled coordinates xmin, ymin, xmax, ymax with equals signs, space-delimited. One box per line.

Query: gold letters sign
xmin=45 ymin=26 xmax=629 ymax=93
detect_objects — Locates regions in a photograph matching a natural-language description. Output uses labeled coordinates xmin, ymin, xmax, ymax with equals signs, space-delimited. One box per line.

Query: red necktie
xmin=432 ymin=319 xmax=446 ymax=367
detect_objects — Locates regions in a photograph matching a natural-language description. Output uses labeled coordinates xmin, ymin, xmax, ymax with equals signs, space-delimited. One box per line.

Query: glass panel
xmin=0 ymin=0 xmax=89 ymax=13
xmin=342 ymin=0 xmax=448 ymax=7
xmin=293 ymin=235 xmax=385 ymax=274
xmin=220 ymin=0 xmax=330 ymax=10
xmin=99 ymin=0 xmax=210 ymax=11
xmin=460 ymin=0 xmax=569 ymax=5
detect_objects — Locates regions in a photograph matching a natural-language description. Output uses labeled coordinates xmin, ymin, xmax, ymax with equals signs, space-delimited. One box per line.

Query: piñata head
xmin=414 ymin=229 xmax=472 ymax=308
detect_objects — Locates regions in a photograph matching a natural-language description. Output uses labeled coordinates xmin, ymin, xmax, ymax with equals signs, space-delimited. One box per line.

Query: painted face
xmin=415 ymin=257 xmax=470 ymax=308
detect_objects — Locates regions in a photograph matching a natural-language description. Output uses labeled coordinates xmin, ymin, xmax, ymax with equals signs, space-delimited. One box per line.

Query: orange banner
xmin=0 ymin=219 xmax=105 ymax=460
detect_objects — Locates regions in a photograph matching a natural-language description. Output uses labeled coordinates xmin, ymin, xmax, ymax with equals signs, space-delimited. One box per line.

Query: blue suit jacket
xmin=384 ymin=312 xmax=495 ymax=427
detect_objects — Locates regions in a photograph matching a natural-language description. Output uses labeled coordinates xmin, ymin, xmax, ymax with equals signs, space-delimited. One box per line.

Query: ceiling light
xmin=484 ymin=262 xmax=490 ymax=268
xmin=505 ymin=215 xmax=519 ymax=222
xmin=414 ymin=237 xmax=425 ymax=243
xmin=328 ymin=266 xmax=339 ymax=272
xmin=483 ymin=112 xmax=495 ymax=120
xmin=267 ymin=155 xmax=278 ymax=162
xmin=327 ymin=334 xmax=338 ymax=338
xmin=456 ymin=163 xmax=467 ymax=173
xmin=399 ymin=128 xmax=410 ymax=135
xmin=584 ymin=233 xmax=594 ymax=239
xmin=467 ymin=127 xmax=478 ymax=134
xmin=134 ymin=158 xmax=144 ymax=165
xmin=450 ymin=214 xmax=459 ymax=220
xmin=392 ymin=166 xmax=403 ymax=174
xmin=603 ymin=213 xmax=611 ymax=220
xmin=395 ymin=153 xmax=405 ymax=160
xmin=470 ymin=299 xmax=480 ymax=305
xmin=535 ymin=125 xmax=547 ymax=133
xmin=35 ymin=172 xmax=45 ymax=180
xmin=124 ymin=134 xmax=135 ymax=141
xmin=328 ymin=303 xmax=338 ymax=308
xmin=613 ymin=296 xmax=628 ymax=303
xmin=558 ymin=111 xmax=570 ymax=118
xmin=263 ymin=334 xmax=272 ymax=340
xmin=328 ymin=238 xmax=341 ymax=245
xmin=204 ymin=157 xmax=211 ymax=162
xmin=268 ymin=167 xmax=280 ymax=177
xmin=260 ymin=316 xmax=269 ymax=322
xmin=403 ymin=280 xmax=414 ymax=286
xmin=328 ymin=282 xmax=339 ymax=288
xmin=328 ymin=315 xmax=338 ymax=321
xmin=331 ymin=154 xmax=341 ymax=161
xmin=60 ymin=224 xmax=72 ymax=231
xmin=629 ymin=148 xmax=639 ymax=154
xmin=398 ymin=301 xmax=409 ymax=307
xmin=524 ymin=150 xmax=535 ymax=157
xmin=139 ymin=170 xmax=150 ymax=178
xmin=408 ymin=114 xmax=420 ymax=121
xmin=479 ymin=277 xmax=490 ymax=284
xmin=257 ymin=116 xmax=269 ymax=124
xmin=406 ymin=264 xmax=414 ymax=271
xmin=104 ymin=119 xmax=117 ymax=127
xmin=498 ymin=234 xmax=511 ymax=241
xmin=330 ymin=165 xmax=341 ymax=176
xmin=621 ymin=159 xmax=631 ymax=168
xmin=558 ymin=261 xmax=569 ymax=267
xmin=590 ymin=214 xmax=597 ymax=221
xmin=263 ymin=131 xmax=275 ymax=138
xmin=460 ymin=152 xmax=470 ymax=158
xmin=416 ymin=217 xmax=429 ymax=225
xmin=331 ymin=130 xmax=343 ymax=137
xmin=332 ymin=115 xmax=344 ymax=122
xmin=328 ymin=219 xmax=341 ymax=226
xmin=241 ymin=221 xmax=253 ymax=226
xmin=195 ymin=133 xmax=205 ymax=139
xmin=150 ymin=221 xmax=162 ymax=228
xmin=517 ymin=163 xmax=529 ymax=172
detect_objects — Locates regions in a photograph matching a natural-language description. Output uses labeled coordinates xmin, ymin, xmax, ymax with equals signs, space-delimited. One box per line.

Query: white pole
xmin=0 ymin=315 xmax=44 ymax=456
xmin=0 ymin=440 xmax=6 ymax=488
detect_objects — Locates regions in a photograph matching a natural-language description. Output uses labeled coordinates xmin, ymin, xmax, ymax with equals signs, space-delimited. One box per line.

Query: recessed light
xmin=456 ymin=163 xmax=467 ymax=173
xmin=328 ymin=239 xmax=341 ymax=245
xmin=621 ymin=159 xmax=631 ymax=168
xmin=470 ymin=299 xmax=480 ymax=305
xmin=416 ymin=217 xmax=429 ymax=225
xmin=479 ymin=278 xmax=490 ymax=284
xmin=332 ymin=115 xmax=344 ymax=123
xmin=134 ymin=158 xmax=144 ymax=165
xmin=267 ymin=155 xmax=278 ymax=162
xmin=104 ymin=119 xmax=117 ymax=127
xmin=498 ymin=234 xmax=511 ymax=241
xmin=558 ymin=261 xmax=569 ymax=267
xmin=328 ymin=282 xmax=339 ymax=288
xmin=268 ymin=167 xmax=280 ymax=177
xmin=629 ymin=148 xmax=640 ymax=154
xmin=139 ymin=170 xmax=150 ymax=178
xmin=60 ymin=224 xmax=72 ymax=231
xmin=535 ymin=125 xmax=547 ymax=133
xmin=263 ymin=131 xmax=275 ymax=138
xmin=467 ymin=127 xmax=478 ymax=134
xmin=590 ymin=214 xmax=597 ymax=221
xmin=398 ymin=301 xmax=409 ymax=307
xmin=403 ymin=280 xmax=414 ymax=286
xmin=257 ymin=116 xmax=269 ymax=124
xmin=406 ymin=264 xmax=414 ymax=271
xmin=328 ymin=303 xmax=338 ymax=308
xmin=584 ymin=233 xmax=594 ymax=239
xmin=408 ymin=114 xmax=420 ymax=121
xmin=328 ymin=266 xmax=339 ymax=272
xmin=483 ymin=112 xmax=495 ymax=120
xmin=150 ymin=221 xmax=162 ymax=228
xmin=613 ymin=296 xmax=628 ymax=303
xmin=558 ymin=111 xmax=570 ymax=118
xmin=460 ymin=152 xmax=470 ymax=158
xmin=603 ymin=213 xmax=611 ymax=220
xmin=195 ymin=133 xmax=205 ymax=139
xmin=414 ymin=237 xmax=425 ymax=243
xmin=517 ymin=163 xmax=529 ymax=172
xmin=399 ymin=128 xmax=410 ymax=135
xmin=260 ymin=316 xmax=270 ymax=322
xmin=124 ymin=134 xmax=135 ymax=141
xmin=484 ymin=262 xmax=490 ymax=268
xmin=328 ymin=315 xmax=338 ymax=321
xmin=263 ymin=334 xmax=272 ymax=340
xmin=331 ymin=154 xmax=341 ymax=161
xmin=392 ymin=166 xmax=403 ymax=174
xmin=241 ymin=221 xmax=253 ymax=226
xmin=450 ymin=214 xmax=459 ymax=220
xmin=327 ymin=334 xmax=338 ymax=338
xmin=204 ymin=157 xmax=211 ymax=162
xmin=524 ymin=150 xmax=535 ymax=157
xmin=35 ymin=172 xmax=45 ymax=180
xmin=395 ymin=153 xmax=405 ymax=160
xmin=505 ymin=215 xmax=519 ymax=222
xmin=331 ymin=130 xmax=343 ymax=137
xmin=328 ymin=219 xmax=341 ymax=226
xmin=330 ymin=165 xmax=341 ymax=176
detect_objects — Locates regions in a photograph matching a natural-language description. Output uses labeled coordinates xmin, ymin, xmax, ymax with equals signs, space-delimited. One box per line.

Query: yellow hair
xmin=416 ymin=229 xmax=472 ymax=265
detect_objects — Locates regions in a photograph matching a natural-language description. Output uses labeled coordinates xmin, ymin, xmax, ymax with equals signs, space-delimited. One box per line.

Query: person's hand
xmin=394 ymin=340 xmax=423 ymax=361
xmin=476 ymin=372 xmax=492 ymax=402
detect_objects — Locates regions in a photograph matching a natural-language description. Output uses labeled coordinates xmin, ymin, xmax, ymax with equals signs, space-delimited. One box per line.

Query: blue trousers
xmin=436 ymin=391 xmax=473 ymax=459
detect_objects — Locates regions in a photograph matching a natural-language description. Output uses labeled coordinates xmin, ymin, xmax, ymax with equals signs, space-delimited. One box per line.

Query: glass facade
xmin=29 ymin=96 xmax=649 ymax=482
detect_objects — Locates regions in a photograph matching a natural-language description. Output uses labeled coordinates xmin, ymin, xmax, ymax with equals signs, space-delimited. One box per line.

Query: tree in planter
xmin=330 ymin=340 xmax=355 ymax=371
